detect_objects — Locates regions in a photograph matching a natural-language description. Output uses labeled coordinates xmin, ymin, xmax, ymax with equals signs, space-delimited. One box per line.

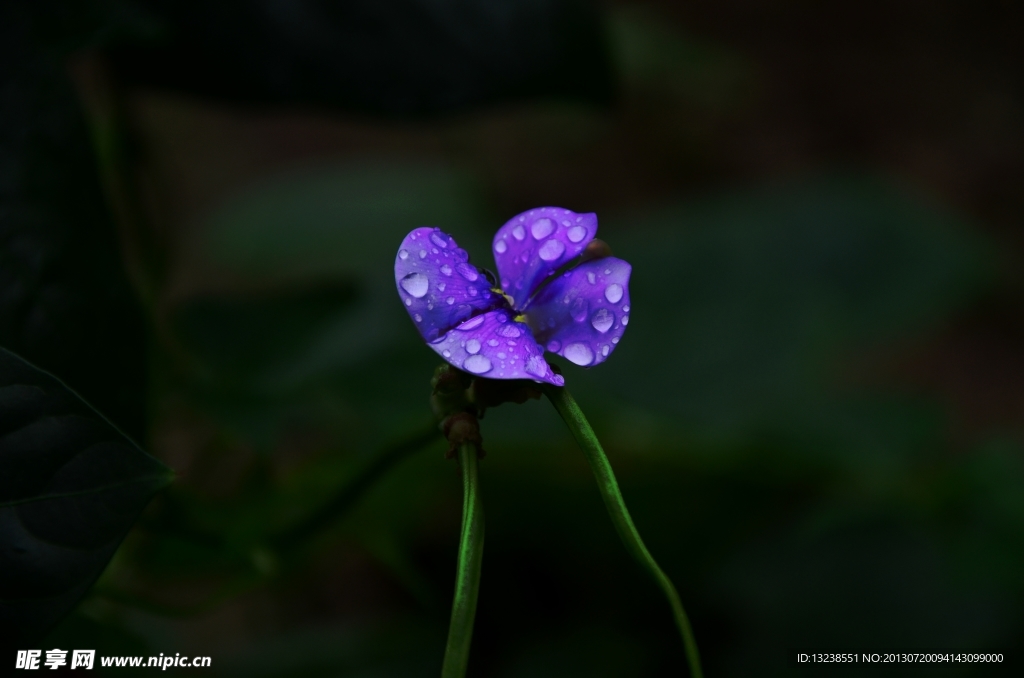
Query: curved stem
xmin=543 ymin=385 xmax=704 ymax=678
xmin=442 ymin=443 xmax=486 ymax=678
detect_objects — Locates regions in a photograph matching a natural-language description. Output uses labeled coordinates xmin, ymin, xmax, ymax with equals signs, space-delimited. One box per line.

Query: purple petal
xmin=492 ymin=207 xmax=597 ymax=310
xmin=396 ymin=227 xmax=503 ymax=342
xmin=427 ymin=309 xmax=564 ymax=386
xmin=524 ymin=257 xmax=631 ymax=368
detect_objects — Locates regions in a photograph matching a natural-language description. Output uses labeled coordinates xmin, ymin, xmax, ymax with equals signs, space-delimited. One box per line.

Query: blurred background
xmin=3 ymin=0 xmax=1023 ymax=675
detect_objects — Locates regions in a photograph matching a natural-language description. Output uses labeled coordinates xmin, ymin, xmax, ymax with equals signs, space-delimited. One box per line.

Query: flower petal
xmin=428 ymin=309 xmax=564 ymax=385
xmin=492 ymin=207 xmax=597 ymax=310
xmin=524 ymin=257 xmax=631 ymax=368
xmin=396 ymin=227 xmax=503 ymax=342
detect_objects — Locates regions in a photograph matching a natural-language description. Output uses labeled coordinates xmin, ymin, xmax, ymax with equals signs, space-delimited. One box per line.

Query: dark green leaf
xmin=0 ymin=347 xmax=171 ymax=647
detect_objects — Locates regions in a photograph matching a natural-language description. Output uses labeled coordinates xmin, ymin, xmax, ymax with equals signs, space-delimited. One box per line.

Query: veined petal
xmin=492 ymin=207 xmax=597 ymax=310
xmin=428 ymin=309 xmax=564 ymax=385
xmin=524 ymin=257 xmax=631 ymax=368
xmin=396 ymin=227 xmax=502 ymax=342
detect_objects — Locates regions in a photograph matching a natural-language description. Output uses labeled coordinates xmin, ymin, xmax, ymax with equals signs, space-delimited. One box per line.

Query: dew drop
xmin=430 ymin=231 xmax=448 ymax=248
xmin=547 ymin=340 xmax=561 ymax=352
xmin=414 ymin=314 xmax=422 ymax=322
xmin=458 ymin=315 xmax=485 ymax=330
xmin=464 ymin=355 xmax=492 ymax=374
xmin=497 ymin=352 xmax=506 ymax=359
xmin=563 ymin=343 xmax=594 ymax=366
xmin=443 ymin=349 xmax=451 ymax=357
xmin=587 ymin=271 xmax=596 ymax=284
xmin=495 ymin=239 xmax=507 ymax=254
xmin=456 ymin=262 xmax=479 ymax=281
xmin=605 ymin=283 xmax=623 ymax=303
xmin=398 ymin=249 xmax=409 ymax=260
xmin=567 ymin=225 xmax=587 ymax=243
xmin=538 ymin=239 xmax=565 ymax=261
xmin=468 ymin=288 xmax=477 ymax=296
xmin=531 ymin=218 xmax=554 ymax=239
xmin=419 ymin=250 xmax=427 ymax=259
xmin=611 ymin=337 xmax=619 ymax=344
xmin=512 ymin=224 xmax=526 ymax=240
xmin=591 ymin=308 xmax=614 ymax=333
xmin=621 ymin=316 xmax=629 ymax=326
xmin=507 ymin=340 xmax=516 ymax=346
xmin=571 ymin=297 xmax=588 ymax=322
xmin=604 ymin=268 xmax=611 ymax=275
xmin=466 ymin=339 xmax=481 ymax=354
xmin=446 ymin=296 xmax=455 ymax=305
xmin=404 ymin=298 xmax=412 ymax=306
xmin=487 ymin=339 xmax=499 ymax=347
xmin=438 ymin=282 xmax=446 ymax=291
xmin=502 ymin=279 xmax=510 ymax=289
xmin=525 ymin=355 xmax=547 ymax=378
xmin=601 ymin=345 xmax=610 ymax=357
xmin=440 ymin=264 xmax=452 ymax=276
xmin=622 ymin=304 xmax=630 ymax=312
xmin=498 ymin=323 xmax=521 ymax=338
xmin=400 ymin=272 xmax=429 ymax=298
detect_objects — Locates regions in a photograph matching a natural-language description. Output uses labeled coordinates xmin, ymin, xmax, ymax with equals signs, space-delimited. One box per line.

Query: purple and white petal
xmin=427 ymin=309 xmax=564 ymax=386
xmin=524 ymin=257 xmax=631 ymax=368
xmin=492 ymin=207 xmax=597 ymax=310
xmin=396 ymin=227 xmax=502 ymax=342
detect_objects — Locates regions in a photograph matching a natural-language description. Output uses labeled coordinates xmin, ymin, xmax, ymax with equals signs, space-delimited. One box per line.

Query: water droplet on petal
xmin=512 ymin=224 xmax=525 ymax=240
xmin=502 ymin=279 xmax=510 ymax=289
xmin=430 ymin=231 xmax=448 ymax=248
xmin=498 ymin=323 xmax=521 ymax=338
xmin=531 ymin=218 xmax=554 ymax=239
xmin=404 ymin=298 xmax=412 ymax=306
xmin=414 ymin=314 xmax=422 ymax=322
xmin=587 ymin=271 xmax=596 ymax=284
xmin=495 ymin=239 xmax=507 ymax=254
xmin=468 ymin=287 xmax=477 ymax=296
xmin=458 ymin=315 xmax=485 ymax=330
xmin=443 ymin=349 xmax=451 ymax=357
xmin=621 ymin=316 xmax=629 ymax=326
xmin=567 ymin=225 xmax=587 ymax=243
xmin=591 ymin=308 xmax=614 ymax=333
xmin=601 ymin=345 xmax=610 ymax=357
xmin=605 ymin=283 xmax=623 ymax=303
xmin=611 ymin=337 xmax=619 ymax=344
xmin=525 ymin=355 xmax=547 ymax=378
xmin=564 ymin=343 xmax=594 ymax=366
xmin=398 ymin=249 xmax=409 ymax=260
xmin=464 ymin=355 xmax=492 ymax=374
xmin=622 ymin=304 xmax=630 ymax=312
xmin=538 ymin=239 xmax=565 ymax=261
xmin=419 ymin=250 xmax=427 ymax=258
xmin=547 ymin=340 xmax=560 ymax=352
xmin=604 ymin=268 xmax=611 ymax=275
xmin=497 ymin=352 xmax=506 ymax=359
xmin=571 ymin=297 xmax=588 ymax=322
xmin=456 ymin=262 xmax=479 ymax=281
xmin=440 ymin=264 xmax=452 ymax=276
xmin=400 ymin=272 xmax=429 ymax=298
xmin=446 ymin=296 xmax=455 ymax=305
xmin=438 ymin=282 xmax=446 ymax=291
xmin=488 ymin=339 xmax=499 ymax=347
xmin=466 ymin=339 xmax=481 ymax=354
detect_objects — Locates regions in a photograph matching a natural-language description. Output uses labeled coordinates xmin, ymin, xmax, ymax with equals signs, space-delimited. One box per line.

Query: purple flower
xmin=395 ymin=207 xmax=631 ymax=386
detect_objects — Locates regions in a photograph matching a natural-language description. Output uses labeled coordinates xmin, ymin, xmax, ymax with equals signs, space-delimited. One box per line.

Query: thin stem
xmin=543 ymin=385 xmax=704 ymax=678
xmin=442 ymin=443 xmax=485 ymax=678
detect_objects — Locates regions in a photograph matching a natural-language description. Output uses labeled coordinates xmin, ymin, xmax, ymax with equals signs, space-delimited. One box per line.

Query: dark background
xmin=3 ymin=0 xmax=1023 ymax=675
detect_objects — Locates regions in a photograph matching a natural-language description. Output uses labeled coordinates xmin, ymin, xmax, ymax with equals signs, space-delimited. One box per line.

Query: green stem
xmin=442 ymin=443 xmax=486 ymax=678
xmin=543 ymin=385 xmax=704 ymax=678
